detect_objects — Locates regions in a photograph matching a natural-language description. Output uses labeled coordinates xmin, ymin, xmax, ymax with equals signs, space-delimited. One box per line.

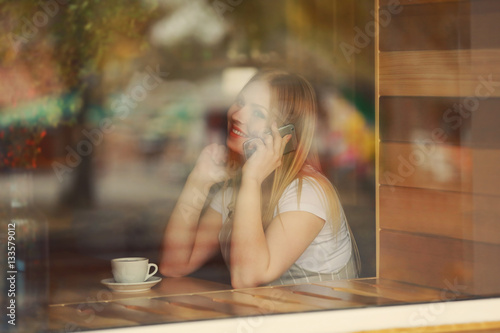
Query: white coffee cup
xmin=111 ymin=257 xmax=158 ymax=283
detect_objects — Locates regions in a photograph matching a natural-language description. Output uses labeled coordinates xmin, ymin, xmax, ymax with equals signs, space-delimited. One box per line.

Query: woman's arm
xmin=230 ymin=178 xmax=325 ymax=288
xmin=229 ymin=124 xmax=324 ymax=288
xmin=160 ymin=144 xmax=228 ymax=277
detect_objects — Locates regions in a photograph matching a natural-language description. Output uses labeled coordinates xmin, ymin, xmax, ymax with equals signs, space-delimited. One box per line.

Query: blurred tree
xmin=0 ymin=0 xmax=163 ymax=207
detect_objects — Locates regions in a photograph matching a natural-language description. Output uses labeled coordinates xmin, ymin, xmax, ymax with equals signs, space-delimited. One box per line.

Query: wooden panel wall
xmin=377 ymin=0 xmax=500 ymax=295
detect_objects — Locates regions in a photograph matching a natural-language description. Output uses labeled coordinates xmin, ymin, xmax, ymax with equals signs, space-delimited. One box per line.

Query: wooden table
xmin=44 ymin=212 xmax=500 ymax=332
xmin=49 ymin=274 xmax=476 ymax=332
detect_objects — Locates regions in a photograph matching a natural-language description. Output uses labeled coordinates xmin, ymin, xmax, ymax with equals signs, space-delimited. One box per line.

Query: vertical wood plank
xmin=379 ymin=230 xmax=500 ymax=295
xmin=379 ymin=142 xmax=472 ymax=193
xmin=379 ymin=1 xmax=471 ymax=51
xmin=379 ymin=49 xmax=500 ymax=97
xmin=380 ymin=186 xmax=500 ymax=245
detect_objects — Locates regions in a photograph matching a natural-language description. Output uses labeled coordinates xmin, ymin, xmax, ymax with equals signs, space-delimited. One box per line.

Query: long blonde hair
xmin=225 ymin=69 xmax=360 ymax=272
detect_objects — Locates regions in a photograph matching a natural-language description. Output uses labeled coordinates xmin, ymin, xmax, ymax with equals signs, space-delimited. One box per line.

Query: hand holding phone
xmin=243 ymin=124 xmax=297 ymax=160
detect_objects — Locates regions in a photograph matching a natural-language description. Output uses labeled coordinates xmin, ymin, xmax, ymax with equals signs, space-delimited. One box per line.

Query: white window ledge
xmin=89 ymin=296 xmax=500 ymax=333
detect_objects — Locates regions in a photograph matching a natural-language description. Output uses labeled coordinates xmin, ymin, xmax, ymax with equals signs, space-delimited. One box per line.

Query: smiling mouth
xmin=231 ymin=126 xmax=248 ymax=138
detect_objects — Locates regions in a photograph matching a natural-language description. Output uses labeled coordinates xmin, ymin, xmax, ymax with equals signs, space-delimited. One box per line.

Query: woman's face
xmin=226 ymin=80 xmax=272 ymax=155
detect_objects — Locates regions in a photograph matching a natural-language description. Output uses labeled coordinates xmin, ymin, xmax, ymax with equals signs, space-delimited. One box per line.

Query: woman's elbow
xmin=230 ymin=273 xmax=264 ymax=289
xmin=231 ymin=279 xmax=258 ymax=289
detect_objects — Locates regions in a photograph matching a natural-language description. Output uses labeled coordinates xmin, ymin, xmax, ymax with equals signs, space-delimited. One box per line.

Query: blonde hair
xmin=225 ymin=69 xmax=360 ymax=273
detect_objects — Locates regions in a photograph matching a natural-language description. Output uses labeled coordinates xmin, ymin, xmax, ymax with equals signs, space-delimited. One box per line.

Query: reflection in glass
xmin=0 ymin=0 xmax=393 ymax=331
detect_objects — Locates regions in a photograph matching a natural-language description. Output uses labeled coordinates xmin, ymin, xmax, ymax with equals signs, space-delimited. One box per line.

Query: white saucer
xmin=101 ymin=276 xmax=162 ymax=293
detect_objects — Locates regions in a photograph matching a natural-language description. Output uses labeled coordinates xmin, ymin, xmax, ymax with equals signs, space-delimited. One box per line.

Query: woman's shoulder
xmin=279 ymin=171 xmax=333 ymax=213
xmin=285 ymin=166 xmax=332 ymax=195
xmin=283 ymin=177 xmax=323 ymax=195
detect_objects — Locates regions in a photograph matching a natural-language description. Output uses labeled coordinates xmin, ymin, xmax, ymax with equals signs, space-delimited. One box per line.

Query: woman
xmin=160 ymin=69 xmax=359 ymax=288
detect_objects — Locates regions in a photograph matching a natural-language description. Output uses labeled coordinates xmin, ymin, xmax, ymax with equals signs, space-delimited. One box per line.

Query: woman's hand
xmin=192 ymin=144 xmax=229 ymax=185
xmin=242 ymin=123 xmax=292 ymax=184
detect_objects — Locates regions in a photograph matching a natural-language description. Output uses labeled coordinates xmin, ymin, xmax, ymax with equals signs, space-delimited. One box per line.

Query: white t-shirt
xmin=209 ymin=177 xmax=353 ymax=276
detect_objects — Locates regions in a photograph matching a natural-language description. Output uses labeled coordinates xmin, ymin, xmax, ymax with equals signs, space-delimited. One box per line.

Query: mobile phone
xmin=243 ymin=124 xmax=297 ymax=160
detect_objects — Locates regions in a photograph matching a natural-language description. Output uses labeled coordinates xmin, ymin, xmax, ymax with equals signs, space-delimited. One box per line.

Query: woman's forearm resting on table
xmin=160 ymin=170 xmax=217 ymax=277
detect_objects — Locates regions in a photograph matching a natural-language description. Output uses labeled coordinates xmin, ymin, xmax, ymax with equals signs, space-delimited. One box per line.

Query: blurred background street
xmin=0 ymin=0 xmax=376 ymax=285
